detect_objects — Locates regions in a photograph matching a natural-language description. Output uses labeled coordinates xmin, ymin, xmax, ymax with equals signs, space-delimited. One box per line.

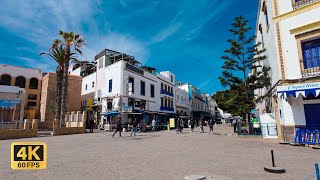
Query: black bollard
xmin=264 ymin=150 xmax=286 ymax=173
xmin=271 ymin=150 xmax=275 ymax=167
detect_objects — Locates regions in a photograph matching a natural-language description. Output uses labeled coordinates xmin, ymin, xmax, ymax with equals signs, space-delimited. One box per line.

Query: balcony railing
xmin=300 ymin=57 xmax=320 ymax=77
xmin=160 ymin=89 xmax=174 ymax=97
xmin=292 ymin=0 xmax=320 ymax=10
xmin=160 ymin=106 xmax=174 ymax=111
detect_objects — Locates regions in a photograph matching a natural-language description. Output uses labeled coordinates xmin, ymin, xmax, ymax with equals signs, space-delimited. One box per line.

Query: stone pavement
xmin=0 ymin=124 xmax=319 ymax=180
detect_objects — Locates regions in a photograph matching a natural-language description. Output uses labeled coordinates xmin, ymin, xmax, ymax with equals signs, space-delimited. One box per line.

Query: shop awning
xmin=121 ymin=109 xmax=143 ymax=115
xmin=277 ymin=82 xmax=320 ymax=99
xmin=100 ymin=111 xmax=120 ymax=116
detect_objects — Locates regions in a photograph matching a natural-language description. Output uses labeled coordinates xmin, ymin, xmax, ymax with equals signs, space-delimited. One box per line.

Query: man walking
xmin=200 ymin=118 xmax=205 ymax=133
xmin=190 ymin=119 xmax=195 ymax=132
xmin=131 ymin=118 xmax=138 ymax=136
xmin=151 ymin=118 xmax=156 ymax=132
xmin=89 ymin=118 xmax=94 ymax=133
xmin=208 ymin=119 xmax=214 ymax=134
xmin=112 ymin=117 xmax=122 ymax=137
xmin=176 ymin=118 xmax=182 ymax=134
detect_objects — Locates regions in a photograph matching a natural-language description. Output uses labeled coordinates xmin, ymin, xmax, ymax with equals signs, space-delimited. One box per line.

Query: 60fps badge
xmin=11 ymin=142 xmax=47 ymax=170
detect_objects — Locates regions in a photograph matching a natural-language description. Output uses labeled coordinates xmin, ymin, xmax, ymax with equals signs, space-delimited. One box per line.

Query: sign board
xmin=122 ymin=106 xmax=133 ymax=113
xmin=87 ymin=98 xmax=93 ymax=110
xmin=170 ymin=118 xmax=175 ymax=128
xmin=128 ymin=83 xmax=132 ymax=96
xmin=11 ymin=142 xmax=47 ymax=170
xmin=277 ymin=82 xmax=320 ymax=91
xmin=112 ymin=98 xmax=120 ymax=110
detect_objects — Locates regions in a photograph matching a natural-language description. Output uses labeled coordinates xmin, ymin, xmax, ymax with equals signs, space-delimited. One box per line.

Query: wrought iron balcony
xmin=292 ymin=0 xmax=320 ymax=10
xmin=300 ymin=57 xmax=320 ymax=77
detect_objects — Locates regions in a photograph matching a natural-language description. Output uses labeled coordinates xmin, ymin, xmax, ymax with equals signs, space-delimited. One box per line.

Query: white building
xmin=177 ymin=83 xmax=211 ymax=121
xmin=206 ymin=94 xmax=219 ymax=118
xmin=254 ymin=0 xmax=320 ymax=141
xmin=175 ymin=87 xmax=191 ymax=118
xmin=70 ymin=49 xmax=176 ymax=127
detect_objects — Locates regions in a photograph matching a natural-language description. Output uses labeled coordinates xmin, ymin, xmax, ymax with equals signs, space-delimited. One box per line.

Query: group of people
xmin=178 ymin=118 xmax=216 ymax=134
xmin=112 ymin=117 xmax=157 ymax=137
xmin=91 ymin=116 xmax=218 ymax=137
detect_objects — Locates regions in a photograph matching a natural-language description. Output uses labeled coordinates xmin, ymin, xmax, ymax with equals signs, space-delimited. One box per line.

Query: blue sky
xmin=0 ymin=0 xmax=258 ymax=94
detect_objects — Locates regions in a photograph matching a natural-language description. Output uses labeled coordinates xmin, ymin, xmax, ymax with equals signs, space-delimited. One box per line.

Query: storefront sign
xmin=170 ymin=118 xmax=175 ymax=128
xmin=87 ymin=98 xmax=93 ymax=110
xmin=122 ymin=106 xmax=132 ymax=113
xmin=277 ymin=82 xmax=320 ymax=91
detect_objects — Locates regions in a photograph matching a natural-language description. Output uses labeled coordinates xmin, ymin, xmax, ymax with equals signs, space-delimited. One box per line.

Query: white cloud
xmin=84 ymin=32 xmax=149 ymax=63
xmin=150 ymin=10 xmax=184 ymax=43
xmin=19 ymin=57 xmax=54 ymax=72
xmin=0 ymin=0 xmax=149 ymax=71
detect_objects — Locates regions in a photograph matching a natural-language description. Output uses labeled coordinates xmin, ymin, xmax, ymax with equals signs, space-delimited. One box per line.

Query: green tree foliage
xmin=52 ymin=31 xmax=84 ymax=125
xmin=213 ymin=16 xmax=271 ymax=118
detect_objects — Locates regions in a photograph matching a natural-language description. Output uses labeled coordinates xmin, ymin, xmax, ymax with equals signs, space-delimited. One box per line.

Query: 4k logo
xmin=11 ymin=142 xmax=47 ymax=170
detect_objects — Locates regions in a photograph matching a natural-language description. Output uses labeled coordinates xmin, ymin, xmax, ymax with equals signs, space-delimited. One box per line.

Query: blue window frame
xmin=302 ymin=38 xmax=320 ymax=69
xmin=109 ymin=79 xmax=112 ymax=92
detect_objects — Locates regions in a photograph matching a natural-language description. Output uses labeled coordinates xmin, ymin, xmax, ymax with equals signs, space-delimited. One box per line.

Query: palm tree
xmin=52 ymin=31 xmax=84 ymax=125
xmin=40 ymin=45 xmax=65 ymax=121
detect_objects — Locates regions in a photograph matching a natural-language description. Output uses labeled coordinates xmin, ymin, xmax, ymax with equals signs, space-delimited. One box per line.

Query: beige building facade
xmin=0 ymin=64 xmax=42 ymax=120
xmin=40 ymin=73 xmax=82 ymax=127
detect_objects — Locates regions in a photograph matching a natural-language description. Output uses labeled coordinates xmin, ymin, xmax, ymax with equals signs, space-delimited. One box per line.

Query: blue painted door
xmin=304 ymin=104 xmax=320 ymax=129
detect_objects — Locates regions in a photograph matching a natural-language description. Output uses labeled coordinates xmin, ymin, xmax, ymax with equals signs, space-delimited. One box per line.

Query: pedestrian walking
xmin=208 ymin=119 xmax=214 ymax=134
xmin=190 ymin=119 xmax=194 ymax=132
xmin=200 ymin=119 xmax=205 ymax=133
xmin=180 ymin=118 xmax=184 ymax=133
xmin=112 ymin=117 xmax=122 ymax=137
xmin=151 ymin=118 xmax=156 ymax=132
xmin=233 ymin=118 xmax=238 ymax=133
xmin=89 ymin=118 xmax=94 ymax=133
xmin=131 ymin=118 xmax=138 ymax=136
xmin=176 ymin=118 xmax=182 ymax=134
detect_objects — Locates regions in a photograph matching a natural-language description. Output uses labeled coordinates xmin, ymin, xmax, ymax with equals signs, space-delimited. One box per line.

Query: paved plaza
xmin=0 ymin=125 xmax=319 ymax=180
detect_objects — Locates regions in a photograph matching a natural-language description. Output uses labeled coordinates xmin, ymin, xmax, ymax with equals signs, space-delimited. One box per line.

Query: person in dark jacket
xmin=112 ymin=117 xmax=122 ymax=137
xmin=89 ymin=118 xmax=94 ymax=133
xmin=190 ymin=119 xmax=195 ymax=132
xmin=200 ymin=118 xmax=205 ymax=133
xmin=208 ymin=119 xmax=214 ymax=134
xmin=131 ymin=118 xmax=138 ymax=136
xmin=176 ymin=119 xmax=182 ymax=134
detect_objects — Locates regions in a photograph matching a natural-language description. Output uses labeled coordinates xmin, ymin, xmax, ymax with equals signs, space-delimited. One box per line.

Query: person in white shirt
xmin=152 ymin=119 xmax=156 ymax=132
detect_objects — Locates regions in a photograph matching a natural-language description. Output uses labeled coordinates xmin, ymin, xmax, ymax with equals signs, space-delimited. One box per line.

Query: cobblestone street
xmin=0 ymin=124 xmax=319 ymax=180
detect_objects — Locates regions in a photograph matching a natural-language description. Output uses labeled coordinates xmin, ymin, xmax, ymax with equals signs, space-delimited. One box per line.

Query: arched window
xmin=15 ymin=76 xmax=26 ymax=88
xmin=29 ymin=78 xmax=38 ymax=89
xmin=0 ymin=74 xmax=11 ymax=86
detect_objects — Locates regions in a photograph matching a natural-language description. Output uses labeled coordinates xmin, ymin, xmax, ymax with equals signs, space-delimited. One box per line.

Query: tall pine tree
xmin=214 ymin=16 xmax=271 ymax=124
